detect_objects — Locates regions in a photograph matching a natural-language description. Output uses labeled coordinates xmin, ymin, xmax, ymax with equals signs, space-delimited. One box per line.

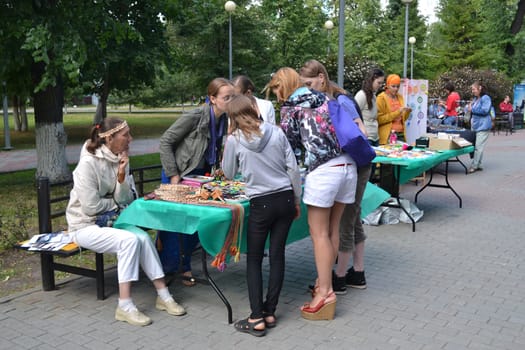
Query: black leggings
xmin=246 ymin=190 xmax=296 ymax=319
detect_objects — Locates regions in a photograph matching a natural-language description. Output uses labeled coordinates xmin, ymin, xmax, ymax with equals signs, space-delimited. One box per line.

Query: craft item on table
xmin=202 ymin=180 xmax=247 ymax=202
xmin=386 ymin=149 xmax=434 ymax=159
xmin=181 ymin=175 xmax=214 ymax=187
xmin=207 ymin=202 xmax=245 ymax=271
xmin=149 ymin=181 xmax=247 ymax=271
xmin=153 ymin=184 xmax=199 ymax=203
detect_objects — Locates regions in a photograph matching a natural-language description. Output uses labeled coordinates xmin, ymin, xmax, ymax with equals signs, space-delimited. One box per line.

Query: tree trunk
xmin=12 ymin=96 xmax=21 ymax=132
xmin=12 ymin=96 xmax=28 ymax=132
xmin=20 ymin=102 xmax=28 ymax=132
xmin=511 ymin=0 xmax=525 ymax=34
xmin=506 ymin=0 xmax=525 ymax=55
xmin=93 ymin=80 xmax=109 ymax=125
xmin=31 ymin=61 xmax=71 ymax=183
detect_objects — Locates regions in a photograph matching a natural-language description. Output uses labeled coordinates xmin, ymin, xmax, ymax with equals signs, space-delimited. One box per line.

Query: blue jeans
xmin=443 ymin=116 xmax=457 ymax=126
xmin=156 ymin=231 xmax=199 ymax=274
xmin=95 ymin=210 xmax=120 ymax=227
xmin=156 ymin=168 xmax=207 ymax=274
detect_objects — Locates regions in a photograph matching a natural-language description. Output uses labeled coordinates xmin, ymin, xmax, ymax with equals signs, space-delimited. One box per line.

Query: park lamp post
xmin=409 ymin=36 xmax=416 ymax=80
xmin=3 ymin=81 xmax=13 ymax=150
xmin=225 ymin=1 xmax=236 ymax=80
xmin=324 ymin=20 xmax=334 ymax=56
xmin=337 ymin=0 xmax=345 ymax=87
xmin=401 ymin=0 xmax=414 ymax=79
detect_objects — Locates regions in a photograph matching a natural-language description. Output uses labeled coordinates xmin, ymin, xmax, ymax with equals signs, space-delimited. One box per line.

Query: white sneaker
xmin=115 ymin=306 xmax=152 ymax=326
xmin=155 ymin=297 xmax=186 ymax=316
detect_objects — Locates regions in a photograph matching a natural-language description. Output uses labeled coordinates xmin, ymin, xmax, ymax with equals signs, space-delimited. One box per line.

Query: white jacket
xmin=255 ymin=97 xmax=276 ymax=124
xmin=66 ymin=142 xmax=136 ymax=231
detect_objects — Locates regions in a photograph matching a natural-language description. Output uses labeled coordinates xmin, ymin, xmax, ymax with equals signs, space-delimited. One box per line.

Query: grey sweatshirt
xmin=221 ymin=122 xmax=302 ymax=204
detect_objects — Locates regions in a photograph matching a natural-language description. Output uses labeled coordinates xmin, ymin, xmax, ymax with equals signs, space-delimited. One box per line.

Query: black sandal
xmin=263 ymin=312 xmax=276 ymax=328
xmin=234 ymin=318 xmax=266 ymax=337
xmin=181 ymin=272 xmax=196 ymax=287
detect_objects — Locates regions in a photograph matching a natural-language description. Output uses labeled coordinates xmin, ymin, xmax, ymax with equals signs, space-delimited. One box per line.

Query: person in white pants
xmin=66 ymin=117 xmax=186 ymax=326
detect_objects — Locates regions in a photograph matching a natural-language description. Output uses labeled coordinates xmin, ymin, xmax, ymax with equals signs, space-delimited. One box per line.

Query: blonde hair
xmin=226 ymin=94 xmax=262 ymax=140
xmin=266 ymin=67 xmax=302 ymax=102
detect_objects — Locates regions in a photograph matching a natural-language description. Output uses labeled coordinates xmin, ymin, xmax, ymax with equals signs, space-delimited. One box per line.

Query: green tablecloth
xmin=372 ymin=146 xmax=474 ymax=184
xmin=114 ymin=183 xmax=390 ymax=258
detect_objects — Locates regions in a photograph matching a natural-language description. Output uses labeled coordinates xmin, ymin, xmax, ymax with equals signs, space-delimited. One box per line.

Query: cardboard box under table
xmin=114 ymin=183 xmax=389 ymax=323
xmin=427 ymin=133 xmax=472 ymax=151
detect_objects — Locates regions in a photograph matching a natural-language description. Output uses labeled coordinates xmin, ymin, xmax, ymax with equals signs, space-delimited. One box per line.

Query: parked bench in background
xmin=19 ymin=164 xmax=162 ymax=300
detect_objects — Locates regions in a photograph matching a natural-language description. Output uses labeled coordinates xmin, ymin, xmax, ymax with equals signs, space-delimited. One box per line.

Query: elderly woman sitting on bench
xmin=66 ymin=117 xmax=186 ymax=326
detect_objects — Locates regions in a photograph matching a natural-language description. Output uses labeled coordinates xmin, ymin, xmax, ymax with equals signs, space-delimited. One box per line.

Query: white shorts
xmin=303 ymin=155 xmax=357 ymax=208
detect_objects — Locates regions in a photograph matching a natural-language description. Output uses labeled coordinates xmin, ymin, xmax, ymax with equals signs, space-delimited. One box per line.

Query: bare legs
xmin=307 ymin=202 xmax=346 ymax=305
xmin=335 ymin=241 xmax=364 ymax=277
xmin=118 ymin=278 xmax=167 ymax=300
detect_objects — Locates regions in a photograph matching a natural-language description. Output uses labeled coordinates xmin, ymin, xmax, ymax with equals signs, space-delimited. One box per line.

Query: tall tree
xmin=381 ymin=0 xmax=427 ymax=77
xmin=0 ymin=0 xmax=169 ymax=182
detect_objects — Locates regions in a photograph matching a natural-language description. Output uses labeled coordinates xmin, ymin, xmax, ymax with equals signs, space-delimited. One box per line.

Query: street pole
xmin=337 ymin=0 xmax=345 ymax=87
xmin=401 ymin=0 xmax=413 ymax=79
xmin=225 ymin=1 xmax=236 ymax=80
xmin=324 ymin=20 xmax=334 ymax=56
xmin=409 ymin=36 xmax=416 ymax=80
xmin=324 ymin=20 xmax=334 ymax=57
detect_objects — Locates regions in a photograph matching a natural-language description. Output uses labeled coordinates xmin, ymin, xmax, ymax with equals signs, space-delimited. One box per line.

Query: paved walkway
xmin=1 ymin=131 xmax=524 ymax=349
xmin=0 ymin=138 xmax=160 ymax=173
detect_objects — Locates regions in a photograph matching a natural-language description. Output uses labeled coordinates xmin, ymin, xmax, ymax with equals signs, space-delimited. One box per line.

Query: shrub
xmin=322 ymin=55 xmax=382 ymax=95
xmin=429 ymin=67 xmax=513 ymax=104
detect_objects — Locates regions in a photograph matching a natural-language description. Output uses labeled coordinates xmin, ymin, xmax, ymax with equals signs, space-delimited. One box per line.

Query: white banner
xmin=401 ymin=79 xmax=428 ymax=145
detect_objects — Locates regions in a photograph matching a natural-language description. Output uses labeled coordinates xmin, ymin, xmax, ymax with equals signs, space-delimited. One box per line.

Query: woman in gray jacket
xmin=157 ymin=78 xmax=235 ymax=284
xmin=222 ymin=94 xmax=301 ymax=336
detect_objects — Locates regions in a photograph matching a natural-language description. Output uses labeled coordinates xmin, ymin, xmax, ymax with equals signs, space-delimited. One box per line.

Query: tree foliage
xmin=429 ymin=66 xmax=513 ymax=103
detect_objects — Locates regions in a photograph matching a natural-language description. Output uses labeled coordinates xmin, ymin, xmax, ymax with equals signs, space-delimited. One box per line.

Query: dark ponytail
xmin=86 ymin=117 xmax=125 ymax=154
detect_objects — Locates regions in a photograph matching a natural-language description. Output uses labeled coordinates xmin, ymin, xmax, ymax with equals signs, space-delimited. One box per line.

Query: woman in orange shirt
xmin=376 ymin=74 xmax=411 ymax=144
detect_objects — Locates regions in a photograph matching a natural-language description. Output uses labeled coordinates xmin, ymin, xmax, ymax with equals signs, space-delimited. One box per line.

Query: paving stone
xmin=1 ymin=133 xmax=524 ymax=349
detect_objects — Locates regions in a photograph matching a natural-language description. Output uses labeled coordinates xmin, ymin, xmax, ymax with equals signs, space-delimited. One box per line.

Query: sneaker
xmin=115 ymin=307 xmax=152 ymax=326
xmin=345 ymin=267 xmax=367 ymax=289
xmin=155 ymin=297 xmax=186 ymax=316
xmin=332 ymin=271 xmax=347 ymax=295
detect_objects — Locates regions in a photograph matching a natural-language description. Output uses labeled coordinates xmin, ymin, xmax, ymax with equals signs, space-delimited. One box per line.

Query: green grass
xmin=1 ymin=110 xmax=180 ymax=149
xmin=0 ymin=154 xmax=163 ymax=252
xmin=0 ymin=110 xmax=179 ymax=251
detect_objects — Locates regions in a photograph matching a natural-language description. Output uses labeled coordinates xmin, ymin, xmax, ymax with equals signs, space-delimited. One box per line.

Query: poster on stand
xmin=513 ymin=84 xmax=525 ymax=113
xmin=400 ymin=79 xmax=428 ymax=145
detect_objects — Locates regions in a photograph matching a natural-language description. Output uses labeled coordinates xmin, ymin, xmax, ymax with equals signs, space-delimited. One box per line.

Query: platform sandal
xmin=300 ymin=292 xmax=336 ymax=321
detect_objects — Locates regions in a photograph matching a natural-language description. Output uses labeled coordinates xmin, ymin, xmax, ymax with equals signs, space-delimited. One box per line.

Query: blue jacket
xmin=471 ymin=95 xmax=492 ymax=132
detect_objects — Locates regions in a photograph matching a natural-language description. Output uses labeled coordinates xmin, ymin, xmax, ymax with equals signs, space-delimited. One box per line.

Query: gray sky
xmin=381 ymin=0 xmax=438 ymax=24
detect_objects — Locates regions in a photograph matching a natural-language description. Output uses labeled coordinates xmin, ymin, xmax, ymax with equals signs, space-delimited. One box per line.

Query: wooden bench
xmin=21 ymin=165 xmax=162 ymax=300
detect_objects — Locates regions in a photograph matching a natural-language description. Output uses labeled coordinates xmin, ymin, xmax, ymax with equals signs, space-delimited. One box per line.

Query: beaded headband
xmin=98 ymin=121 xmax=128 ymax=138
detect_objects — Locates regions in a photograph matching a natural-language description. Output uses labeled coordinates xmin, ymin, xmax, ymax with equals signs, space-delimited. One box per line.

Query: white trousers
xmin=71 ymin=225 xmax=165 ymax=284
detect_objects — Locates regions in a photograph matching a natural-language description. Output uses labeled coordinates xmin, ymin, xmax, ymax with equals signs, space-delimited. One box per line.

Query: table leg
xmin=451 ymin=156 xmax=468 ymax=174
xmin=200 ymin=247 xmax=233 ymax=324
xmin=415 ymin=160 xmax=462 ymax=208
xmin=379 ymin=164 xmax=416 ymax=232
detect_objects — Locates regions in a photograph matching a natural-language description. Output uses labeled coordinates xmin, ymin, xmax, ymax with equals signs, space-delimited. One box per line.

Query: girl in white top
xmin=232 ymin=75 xmax=276 ymax=124
xmin=354 ymin=68 xmax=386 ymax=146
